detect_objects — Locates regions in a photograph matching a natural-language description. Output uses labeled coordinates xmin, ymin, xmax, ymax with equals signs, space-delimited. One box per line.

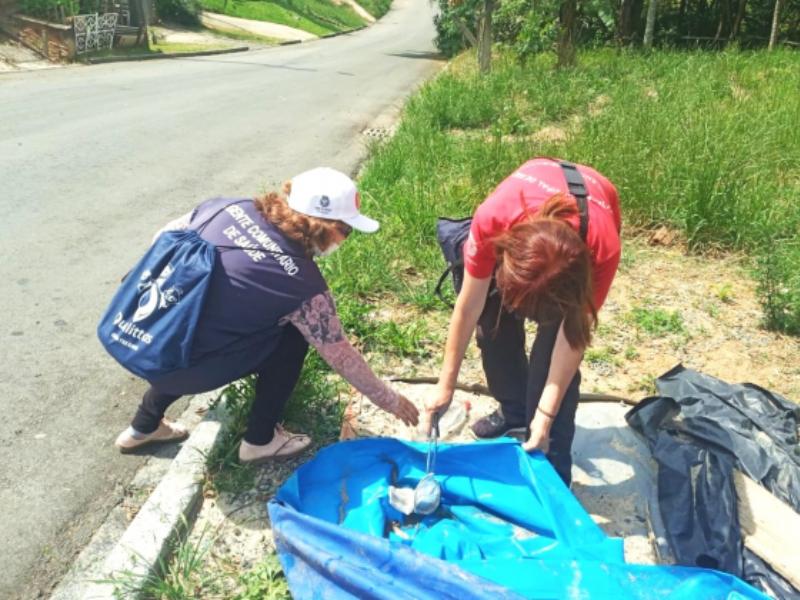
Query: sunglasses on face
xmin=337 ymin=222 xmax=353 ymax=237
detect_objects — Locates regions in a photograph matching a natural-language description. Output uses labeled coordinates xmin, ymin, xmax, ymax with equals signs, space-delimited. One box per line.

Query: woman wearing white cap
xmin=114 ymin=167 xmax=418 ymax=463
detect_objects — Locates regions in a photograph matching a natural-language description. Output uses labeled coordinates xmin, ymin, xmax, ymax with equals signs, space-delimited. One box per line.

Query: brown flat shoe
xmin=238 ymin=425 xmax=312 ymax=465
xmin=115 ymin=419 xmax=189 ymax=454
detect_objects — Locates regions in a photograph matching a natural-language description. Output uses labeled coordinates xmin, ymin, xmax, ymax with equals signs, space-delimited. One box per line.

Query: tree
xmin=477 ymin=0 xmax=496 ymax=73
xmin=730 ymin=0 xmax=748 ymax=41
xmin=643 ymin=0 xmax=657 ymax=47
xmin=557 ymin=0 xmax=578 ymax=67
xmin=445 ymin=0 xmax=498 ymax=74
xmin=617 ymin=0 xmax=644 ymax=45
xmin=769 ymin=0 xmax=784 ymax=49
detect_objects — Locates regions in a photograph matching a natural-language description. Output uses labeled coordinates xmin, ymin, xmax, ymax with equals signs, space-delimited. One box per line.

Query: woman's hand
xmin=522 ymin=407 xmax=555 ymax=454
xmin=427 ymin=272 xmax=491 ymax=436
xmin=389 ymin=393 xmax=419 ymax=428
xmin=419 ymin=387 xmax=453 ymax=436
xmin=522 ymin=417 xmax=551 ymax=454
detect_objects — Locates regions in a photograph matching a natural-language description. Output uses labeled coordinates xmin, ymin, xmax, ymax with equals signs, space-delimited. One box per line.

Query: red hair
xmin=491 ymin=194 xmax=596 ymax=350
xmin=254 ymin=181 xmax=345 ymax=258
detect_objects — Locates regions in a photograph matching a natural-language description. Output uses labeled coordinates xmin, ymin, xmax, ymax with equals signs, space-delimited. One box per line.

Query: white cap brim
xmin=343 ymin=213 xmax=380 ymax=233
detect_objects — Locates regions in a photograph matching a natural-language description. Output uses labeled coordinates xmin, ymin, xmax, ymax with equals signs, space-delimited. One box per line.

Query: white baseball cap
xmin=287 ymin=167 xmax=380 ymax=233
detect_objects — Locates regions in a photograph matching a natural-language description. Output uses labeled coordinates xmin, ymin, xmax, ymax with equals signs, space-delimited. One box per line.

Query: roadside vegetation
xmin=353 ymin=0 xmax=391 ymax=19
xmin=197 ymin=0 xmax=366 ymax=35
xmin=344 ymin=49 xmax=800 ymax=334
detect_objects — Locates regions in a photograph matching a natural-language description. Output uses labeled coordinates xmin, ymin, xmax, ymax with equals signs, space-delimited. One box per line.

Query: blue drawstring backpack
xmin=97 ymin=203 xmax=234 ymax=380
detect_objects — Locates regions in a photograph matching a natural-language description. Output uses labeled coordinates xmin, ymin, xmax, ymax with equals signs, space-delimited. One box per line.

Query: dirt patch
xmin=591 ymin=238 xmax=800 ymax=401
xmin=531 ymin=125 xmax=569 ymax=143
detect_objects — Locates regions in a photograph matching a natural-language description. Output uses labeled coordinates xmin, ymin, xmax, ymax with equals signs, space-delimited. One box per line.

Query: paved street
xmin=0 ymin=1 xmax=440 ymax=595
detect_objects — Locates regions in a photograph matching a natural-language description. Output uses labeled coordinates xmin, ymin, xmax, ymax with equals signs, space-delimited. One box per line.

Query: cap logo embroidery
xmin=319 ymin=195 xmax=331 ymax=208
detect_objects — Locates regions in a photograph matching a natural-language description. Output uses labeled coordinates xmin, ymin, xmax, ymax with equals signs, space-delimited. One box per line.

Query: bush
xmin=757 ymin=241 xmax=800 ymax=335
xmin=155 ymin=0 xmax=201 ymax=25
xmin=432 ymin=0 xmax=477 ymax=58
xmin=19 ymin=0 xmax=78 ymax=21
xmin=354 ymin=0 xmax=391 ymax=19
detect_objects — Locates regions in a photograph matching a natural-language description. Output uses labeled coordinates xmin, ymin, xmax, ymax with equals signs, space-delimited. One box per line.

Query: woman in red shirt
xmin=423 ymin=158 xmax=621 ymax=485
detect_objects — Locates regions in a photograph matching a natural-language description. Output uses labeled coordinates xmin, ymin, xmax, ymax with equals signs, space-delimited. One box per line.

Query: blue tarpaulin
xmin=268 ymin=438 xmax=769 ymax=599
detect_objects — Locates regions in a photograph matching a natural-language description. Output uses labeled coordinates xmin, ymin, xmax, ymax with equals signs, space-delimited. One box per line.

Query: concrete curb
xmin=276 ymin=25 xmax=366 ymax=46
xmin=321 ymin=25 xmax=367 ymax=39
xmin=86 ymin=46 xmax=249 ymax=64
xmin=50 ymin=391 xmax=229 ymax=599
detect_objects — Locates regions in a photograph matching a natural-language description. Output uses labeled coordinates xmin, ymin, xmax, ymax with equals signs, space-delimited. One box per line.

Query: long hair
xmin=491 ymin=194 xmax=597 ymax=350
xmin=254 ymin=181 xmax=343 ymax=258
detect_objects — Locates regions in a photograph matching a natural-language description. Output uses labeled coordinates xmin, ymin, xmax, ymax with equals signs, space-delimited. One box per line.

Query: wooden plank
xmin=734 ymin=470 xmax=800 ymax=588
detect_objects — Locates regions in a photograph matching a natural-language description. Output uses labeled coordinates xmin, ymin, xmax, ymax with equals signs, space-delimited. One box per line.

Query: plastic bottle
xmin=438 ymin=400 xmax=471 ymax=439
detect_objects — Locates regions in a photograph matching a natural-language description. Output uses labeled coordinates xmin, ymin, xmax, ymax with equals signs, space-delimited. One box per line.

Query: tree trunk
xmin=769 ymin=0 xmax=783 ymax=49
xmin=643 ymin=0 xmax=658 ymax=48
xmin=617 ymin=0 xmax=633 ymax=43
xmin=134 ymin=0 xmax=150 ymax=47
xmin=557 ymin=0 xmax=578 ymax=68
xmin=455 ymin=16 xmax=478 ymax=47
xmin=477 ymin=0 xmax=495 ymax=75
xmin=714 ymin=0 xmax=730 ymax=43
xmin=730 ymin=0 xmax=747 ymax=41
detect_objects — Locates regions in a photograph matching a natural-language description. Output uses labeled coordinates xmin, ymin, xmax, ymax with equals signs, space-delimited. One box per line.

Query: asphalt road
xmin=0 ymin=1 xmax=440 ymax=595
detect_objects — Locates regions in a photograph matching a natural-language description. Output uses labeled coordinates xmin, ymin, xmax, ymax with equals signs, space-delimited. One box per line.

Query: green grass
xmin=199 ymin=0 xmax=365 ymax=35
xmin=104 ymin=523 xmax=291 ymax=598
xmin=204 ymin=379 xmax=259 ymax=494
xmin=234 ymin=555 xmax=291 ymax=599
xmin=204 ymin=26 xmax=281 ymax=45
xmin=101 ymin=522 xmax=220 ymax=598
xmin=354 ymin=0 xmax=391 ymax=18
xmin=715 ymin=283 xmax=735 ymax=304
xmin=152 ymin=40 xmax=231 ymax=52
xmin=628 ymin=306 xmax=687 ymax=337
xmin=82 ymin=39 xmax=231 ymax=61
xmin=584 ymin=346 xmax=620 ymax=368
xmin=330 ymin=48 xmax=800 ymax=334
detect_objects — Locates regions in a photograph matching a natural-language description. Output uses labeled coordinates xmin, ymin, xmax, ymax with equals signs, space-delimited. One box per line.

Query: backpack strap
xmin=433 ymin=265 xmax=455 ymax=309
xmin=194 ymin=198 xmax=250 ymax=233
xmin=193 ymin=198 xmax=307 ymax=259
xmin=558 ymin=161 xmax=589 ymax=242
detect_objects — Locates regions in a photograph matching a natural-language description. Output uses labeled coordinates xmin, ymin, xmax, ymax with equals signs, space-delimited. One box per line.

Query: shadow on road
xmin=385 ymin=50 xmax=445 ymax=61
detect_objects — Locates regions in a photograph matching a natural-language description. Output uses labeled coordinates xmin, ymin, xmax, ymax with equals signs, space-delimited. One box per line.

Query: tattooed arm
xmin=283 ymin=291 xmax=418 ymax=426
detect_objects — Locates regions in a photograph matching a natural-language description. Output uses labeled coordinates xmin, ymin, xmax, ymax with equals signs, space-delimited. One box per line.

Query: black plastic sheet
xmin=626 ymin=365 xmax=800 ymax=599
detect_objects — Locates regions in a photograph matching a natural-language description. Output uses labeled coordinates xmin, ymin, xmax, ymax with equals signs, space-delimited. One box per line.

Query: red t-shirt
xmin=464 ymin=158 xmax=622 ymax=309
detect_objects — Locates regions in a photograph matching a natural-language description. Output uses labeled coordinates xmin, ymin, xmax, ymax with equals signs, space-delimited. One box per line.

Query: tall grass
xmin=330 ymin=48 xmax=800 ymax=333
xmin=354 ymin=0 xmax=391 ymax=19
xmin=199 ymin=0 xmax=365 ymax=35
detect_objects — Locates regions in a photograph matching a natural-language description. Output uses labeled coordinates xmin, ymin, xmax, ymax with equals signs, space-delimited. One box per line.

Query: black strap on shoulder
xmin=558 ymin=161 xmax=589 ymax=242
xmin=433 ymin=266 xmax=454 ymax=309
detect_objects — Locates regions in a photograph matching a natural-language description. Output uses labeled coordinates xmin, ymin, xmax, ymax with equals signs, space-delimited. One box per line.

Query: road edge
xmin=86 ymin=46 xmax=249 ymax=64
xmin=49 ymin=390 xmax=228 ymax=600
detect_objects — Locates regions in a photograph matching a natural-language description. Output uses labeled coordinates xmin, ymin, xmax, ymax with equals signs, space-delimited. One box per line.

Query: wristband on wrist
xmin=536 ymin=405 xmax=557 ymax=420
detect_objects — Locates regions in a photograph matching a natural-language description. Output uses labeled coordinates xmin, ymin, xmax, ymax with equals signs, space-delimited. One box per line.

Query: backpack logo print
xmin=132 ymin=265 xmax=183 ymax=323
